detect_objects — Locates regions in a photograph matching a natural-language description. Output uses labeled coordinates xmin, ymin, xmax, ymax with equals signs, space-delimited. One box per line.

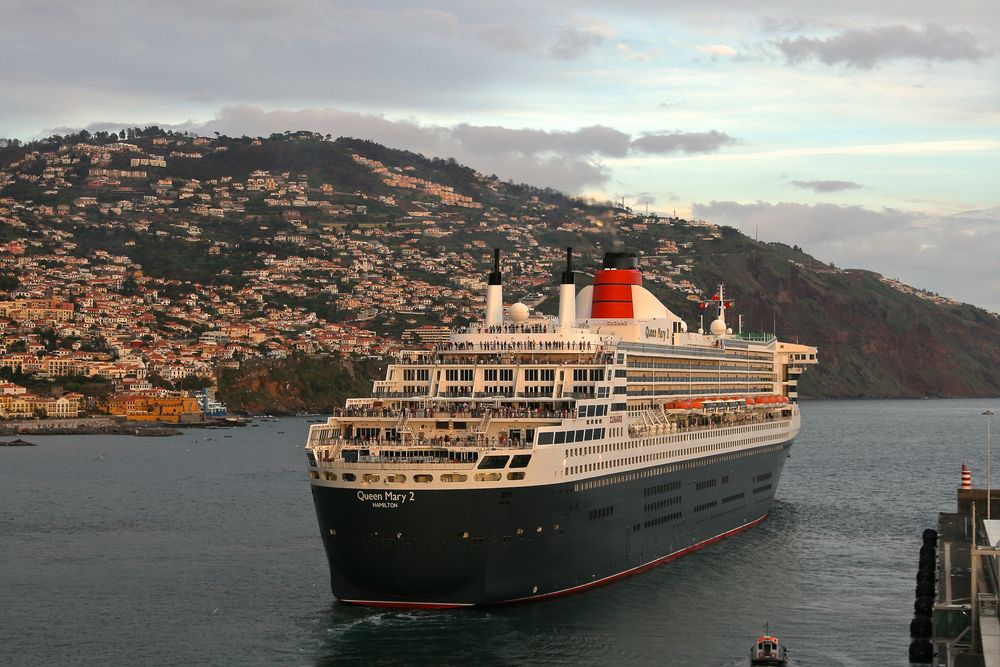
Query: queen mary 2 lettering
xmin=304 ymin=248 xmax=818 ymax=608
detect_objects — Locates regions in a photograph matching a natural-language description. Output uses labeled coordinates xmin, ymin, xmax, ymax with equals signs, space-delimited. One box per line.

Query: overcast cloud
xmin=776 ymin=25 xmax=986 ymax=68
xmin=3 ymin=0 xmax=999 ymax=309
xmin=59 ymin=105 xmax=738 ymax=192
xmin=790 ymin=180 xmax=863 ymax=192
xmin=692 ymin=201 xmax=1000 ymax=311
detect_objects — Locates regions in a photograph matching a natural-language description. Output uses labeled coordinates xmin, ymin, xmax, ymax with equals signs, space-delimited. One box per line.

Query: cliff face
xmin=216 ymin=355 xmax=384 ymax=414
xmin=676 ymin=231 xmax=1000 ymax=398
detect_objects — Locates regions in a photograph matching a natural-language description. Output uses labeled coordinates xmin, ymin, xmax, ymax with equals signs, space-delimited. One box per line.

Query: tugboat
xmin=749 ymin=628 xmax=788 ymax=666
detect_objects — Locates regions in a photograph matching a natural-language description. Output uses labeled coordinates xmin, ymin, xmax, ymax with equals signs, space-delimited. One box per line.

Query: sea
xmin=2 ymin=399 xmax=998 ymax=667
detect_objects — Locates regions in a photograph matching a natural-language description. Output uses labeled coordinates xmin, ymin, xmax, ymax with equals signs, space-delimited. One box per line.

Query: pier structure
xmin=930 ymin=472 xmax=1000 ymax=666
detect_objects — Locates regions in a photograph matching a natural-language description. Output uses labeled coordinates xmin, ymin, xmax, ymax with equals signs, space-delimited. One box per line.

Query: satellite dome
xmin=710 ymin=317 xmax=726 ymax=336
xmin=510 ymin=302 xmax=530 ymax=322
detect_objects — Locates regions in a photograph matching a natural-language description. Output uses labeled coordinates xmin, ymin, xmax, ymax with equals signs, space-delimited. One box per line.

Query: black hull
xmin=310 ymin=440 xmax=792 ymax=607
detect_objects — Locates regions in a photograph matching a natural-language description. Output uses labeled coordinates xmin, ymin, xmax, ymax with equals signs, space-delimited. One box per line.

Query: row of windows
xmin=524 ymin=368 xmax=556 ymax=382
xmin=754 ymin=472 xmax=773 ymax=483
xmin=577 ymin=404 xmax=610 ymax=418
xmin=753 ymin=484 xmax=773 ymax=494
xmin=645 ymin=511 xmax=682 ymax=528
xmin=643 ymin=480 xmax=682 ymax=497
xmin=402 ymin=369 xmax=430 ymax=381
xmin=566 ymin=431 xmax=789 ymax=476
xmin=695 ymin=479 xmax=717 ymax=491
xmin=570 ymin=443 xmax=788 ymax=493
xmin=722 ymin=492 xmax=746 ymax=504
xmin=693 ymin=500 xmax=718 ymax=513
xmin=573 ymin=368 xmax=606 ymax=381
xmin=328 ymin=471 xmax=526 ymax=483
xmin=445 ymin=369 xmax=474 ymax=382
xmin=478 ymin=454 xmax=532 ymax=469
xmin=588 ymin=505 xmax=615 ymax=521
xmin=537 ymin=427 xmax=607 ymax=446
xmin=483 ymin=369 xmax=515 ymax=382
xmin=697 ymin=502 xmax=749 ymax=526
xmin=644 ymin=495 xmax=682 ymax=513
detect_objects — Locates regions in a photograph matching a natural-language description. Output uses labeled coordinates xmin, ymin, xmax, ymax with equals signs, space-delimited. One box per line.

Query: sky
xmin=2 ymin=0 xmax=999 ymax=311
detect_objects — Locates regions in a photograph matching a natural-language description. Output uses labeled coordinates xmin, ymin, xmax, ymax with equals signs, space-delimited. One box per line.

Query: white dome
xmin=710 ymin=318 xmax=726 ymax=336
xmin=510 ymin=302 xmax=530 ymax=322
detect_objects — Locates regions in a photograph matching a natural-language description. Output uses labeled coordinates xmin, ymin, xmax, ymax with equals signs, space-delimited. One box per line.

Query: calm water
xmin=2 ymin=399 xmax=998 ymax=666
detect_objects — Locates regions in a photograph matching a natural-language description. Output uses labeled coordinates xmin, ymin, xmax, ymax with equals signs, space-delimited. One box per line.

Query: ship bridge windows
xmin=511 ymin=454 xmax=532 ymax=468
xmin=537 ymin=432 xmax=555 ymax=445
xmin=445 ymin=369 xmax=474 ymax=382
xmin=478 ymin=455 xmax=510 ymax=469
xmin=577 ymin=405 xmax=609 ymax=418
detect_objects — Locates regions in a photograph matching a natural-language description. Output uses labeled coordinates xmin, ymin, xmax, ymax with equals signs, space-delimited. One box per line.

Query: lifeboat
xmin=745 ymin=397 xmax=756 ymax=406
xmin=749 ymin=631 xmax=788 ymax=666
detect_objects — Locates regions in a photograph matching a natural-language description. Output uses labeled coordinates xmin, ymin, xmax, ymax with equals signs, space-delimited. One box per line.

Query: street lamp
xmin=987 ymin=410 xmax=995 ymax=520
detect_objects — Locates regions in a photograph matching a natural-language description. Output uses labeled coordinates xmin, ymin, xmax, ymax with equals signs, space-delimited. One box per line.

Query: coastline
xmin=0 ymin=416 xmax=248 ymax=437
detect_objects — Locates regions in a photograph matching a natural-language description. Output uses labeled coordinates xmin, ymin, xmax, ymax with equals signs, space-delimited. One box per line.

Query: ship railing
xmin=315 ymin=436 xmax=534 ymax=450
xmin=627 ymin=413 xmax=793 ymax=437
xmin=325 ymin=407 xmax=570 ymax=421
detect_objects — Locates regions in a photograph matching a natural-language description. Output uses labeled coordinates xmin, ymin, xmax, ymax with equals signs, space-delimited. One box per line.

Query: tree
xmin=120 ymin=275 xmax=139 ymax=296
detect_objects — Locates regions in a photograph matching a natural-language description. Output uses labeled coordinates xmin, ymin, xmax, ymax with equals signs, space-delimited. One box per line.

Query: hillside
xmin=1 ymin=128 xmax=998 ymax=405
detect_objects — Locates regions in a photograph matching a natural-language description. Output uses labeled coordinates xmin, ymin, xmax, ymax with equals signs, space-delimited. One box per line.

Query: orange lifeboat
xmin=745 ymin=397 xmax=756 ymax=406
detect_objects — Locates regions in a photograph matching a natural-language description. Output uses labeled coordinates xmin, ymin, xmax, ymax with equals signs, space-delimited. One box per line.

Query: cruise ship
xmin=305 ymin=249 xmax=818 ymax=608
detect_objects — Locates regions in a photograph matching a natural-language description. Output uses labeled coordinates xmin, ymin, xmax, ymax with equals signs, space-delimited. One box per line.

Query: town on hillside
xmin=0 ymin=129 xmax=982 ymax=418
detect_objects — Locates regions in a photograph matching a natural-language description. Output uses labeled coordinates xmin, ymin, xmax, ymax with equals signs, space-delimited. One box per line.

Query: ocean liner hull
xmin=311 ymin=439 xmax=792 ymax=607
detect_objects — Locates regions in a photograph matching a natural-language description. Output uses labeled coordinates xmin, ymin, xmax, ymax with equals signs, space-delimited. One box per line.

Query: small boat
xmin=749 ymin=629 xmax=788 ymax=666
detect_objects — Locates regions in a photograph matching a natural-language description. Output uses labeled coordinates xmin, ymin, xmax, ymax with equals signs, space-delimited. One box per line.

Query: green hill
xmin=2 ymin=128 xmax=998 ymax=401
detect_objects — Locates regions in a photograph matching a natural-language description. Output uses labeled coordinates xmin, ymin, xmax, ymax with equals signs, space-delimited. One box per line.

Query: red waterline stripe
xmin=502 ymin=512 xmax=768 ymax=604
xmin=339 ymin=513 xmax=769 ymax=610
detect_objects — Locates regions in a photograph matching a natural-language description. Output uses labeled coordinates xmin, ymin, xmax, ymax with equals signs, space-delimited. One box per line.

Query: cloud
xmin=691 ymin=200 xmax=1000 ymax=311
xmin=631 ymin=130 xmax=737 ymax=154
xmin=549 ymin=26 xmax=607 ymax=60
xmin=59 ymin=105 xmax=738 ymax=194
xmin=696 ymin=44 xmax=738 ymax=58
xmin=776 ymin=25 xmax=986 ymax=69
xmin=790 ymin=179 xmax=863 ymax=192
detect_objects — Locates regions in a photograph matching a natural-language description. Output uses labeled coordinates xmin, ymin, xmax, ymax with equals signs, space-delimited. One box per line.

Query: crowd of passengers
xmin=328 ymin=405 xmax=571 ymax=419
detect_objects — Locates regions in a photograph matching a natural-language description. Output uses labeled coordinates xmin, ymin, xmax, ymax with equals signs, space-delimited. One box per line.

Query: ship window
xmin=342 ymin=473 xmax=356 ymax=481
xmin=440 ymin=474 xmax=467 ymax=482
xmin=507 ymin=472 xmax=526 ymax=480
xmin=478 ymin=455 xmax=510 ymax=469
xmin=554 ymin=432 xmax=565 ymax=444
xmin=578 ymin=406 xmax=587 ymax=417
xmin=386 ymin=474 xmax=406 ymax=483
xmin=585 ymin=429 xmax=594 ymax=440
xmin=587 ymin=405 xmax=596 ymax=417
xmin=475 ymin=472 xmax=502 ymax=482
xmin=414 ymin=474 xmax=433 ymax=483
xmin=566 ymin=431 xmax=576 ymax=443
xmin=511 ymin=455 xmax=532 ymax=468
xmin=538 ymin=432 xmax=554 ymax=445
xmin=576 ymin=430 xmax=585 ymax=441
xmin=363 ymin=474 xmax=380 ymax=483
xmin=343 ymin=450 xmax=358 ymax=462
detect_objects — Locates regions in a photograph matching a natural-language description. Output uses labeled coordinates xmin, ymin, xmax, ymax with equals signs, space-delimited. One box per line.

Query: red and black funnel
xmin=591 ymin=252 xmax=642 ymax=319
